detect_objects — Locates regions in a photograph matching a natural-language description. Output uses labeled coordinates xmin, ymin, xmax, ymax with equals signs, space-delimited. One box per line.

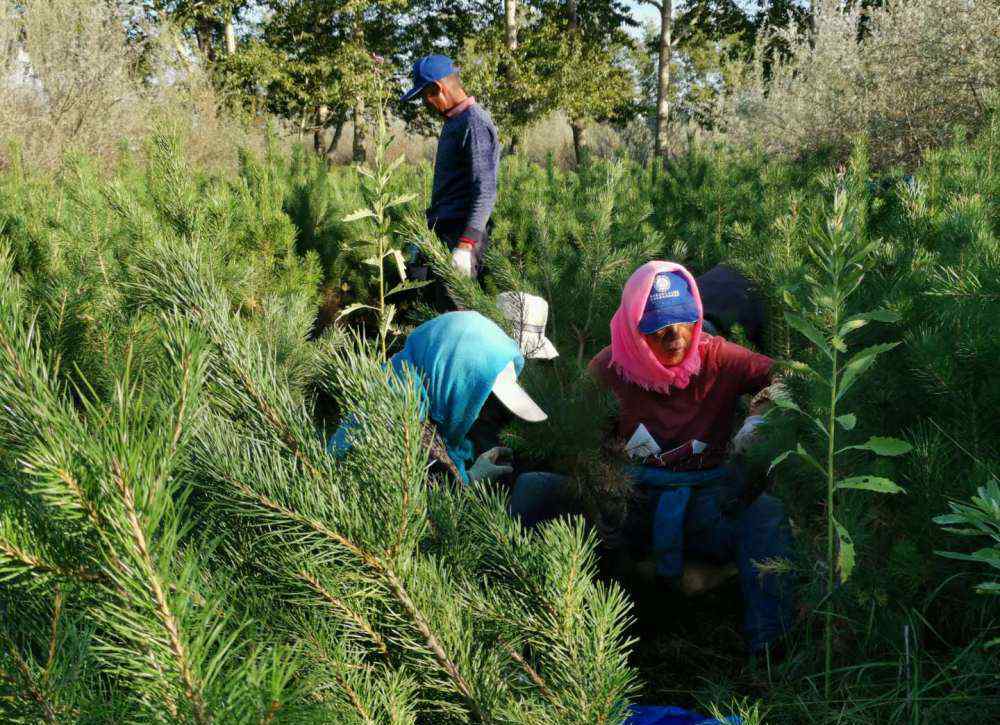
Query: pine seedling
xmin=0 ymin=247 xmax=307 ymax=721
xmin=568 ymin=161 xmax=637 ymax=363
xmin=500 ymin=159 xmax=659 ymax=363
xmin=120 ymin=238 xmax=642 ymax=721
xmin=402 ymin=209 xmax=510 ymax=327
xmin=338 ymin=75 xmax=428 ymax=359
xmin=769 ymin=181 xmax=912 ymax=702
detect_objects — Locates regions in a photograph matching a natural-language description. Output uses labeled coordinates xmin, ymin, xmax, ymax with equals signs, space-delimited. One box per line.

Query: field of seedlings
xmin=2 ymin=118 xmax=998 ymax=721
xmin=2 ymin=1 xmax=1000 ymax=722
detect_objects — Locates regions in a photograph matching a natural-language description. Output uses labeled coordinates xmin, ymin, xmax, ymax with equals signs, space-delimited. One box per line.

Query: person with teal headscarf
xmin=329 ymin=311 xmax=547 ymax=484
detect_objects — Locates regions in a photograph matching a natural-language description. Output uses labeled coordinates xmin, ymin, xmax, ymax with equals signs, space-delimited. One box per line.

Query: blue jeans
xmin=508 ymin=470 xmax=794 ymax=651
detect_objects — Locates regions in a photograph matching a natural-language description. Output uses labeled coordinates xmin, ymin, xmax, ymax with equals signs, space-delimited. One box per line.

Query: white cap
xmin=496 ymin=292 xmax=559 ymax=360
xmin=491 ymin=361 xmax=547 ymax=422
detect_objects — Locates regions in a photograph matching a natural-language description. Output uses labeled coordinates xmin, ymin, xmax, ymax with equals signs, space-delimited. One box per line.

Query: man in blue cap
xmin=401 ymin=54 xmax=500 ymax=294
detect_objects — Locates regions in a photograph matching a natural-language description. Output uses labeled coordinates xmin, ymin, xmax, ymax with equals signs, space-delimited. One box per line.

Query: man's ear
xmin=443 ymin=71 xmax=462 ymax=87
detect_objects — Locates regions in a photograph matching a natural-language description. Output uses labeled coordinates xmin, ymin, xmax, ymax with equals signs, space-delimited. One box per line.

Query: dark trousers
xmin=406 ymin=218 xmax=491 ymax=313
xmin=509 ymin=468 xmax=795 ymax=651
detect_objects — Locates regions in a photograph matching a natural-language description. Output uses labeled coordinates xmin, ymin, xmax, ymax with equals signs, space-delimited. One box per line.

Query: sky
xmin=626 ymin=0 xmax=661 ymax=29
xmin=624 ymin=1 xmax=764 ymax=39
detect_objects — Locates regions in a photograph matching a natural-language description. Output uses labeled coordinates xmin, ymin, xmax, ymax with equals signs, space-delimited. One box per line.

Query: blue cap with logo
xmin=401 ymin=55 xmax=458 ymax=102
xmin=638 ymin=272 xmax=699 ymax=334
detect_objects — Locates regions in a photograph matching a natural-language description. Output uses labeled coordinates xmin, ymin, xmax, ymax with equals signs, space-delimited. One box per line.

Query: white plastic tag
xmin=625 ymin=423 xmax=662 ymax=460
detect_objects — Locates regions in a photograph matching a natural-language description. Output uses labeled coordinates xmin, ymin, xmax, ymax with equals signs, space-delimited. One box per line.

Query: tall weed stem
xmin=770 ymin=169 xmax=910 ymax=708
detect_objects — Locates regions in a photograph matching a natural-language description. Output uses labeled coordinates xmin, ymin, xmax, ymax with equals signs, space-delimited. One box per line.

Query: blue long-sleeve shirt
xmin=426 ymin=98 xmax=499 ymax=245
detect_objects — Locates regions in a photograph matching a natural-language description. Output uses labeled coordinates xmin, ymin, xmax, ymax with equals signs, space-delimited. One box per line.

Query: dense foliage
xmin=2 ymin=109 xmax=999 ymax=720
xmin=0 ymin=134 xmax=641 ymax=723
xmin=4 ymin=1 xmax=999 ymax=722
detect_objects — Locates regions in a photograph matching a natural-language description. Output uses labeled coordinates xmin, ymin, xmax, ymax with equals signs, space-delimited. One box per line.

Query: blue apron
xmin=626 ymin=466 xmax=729 ymax=578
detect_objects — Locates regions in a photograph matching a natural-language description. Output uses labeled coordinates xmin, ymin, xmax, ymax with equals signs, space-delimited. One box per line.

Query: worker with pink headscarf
xmin=511 ymin=261 xmax=794 ymax=658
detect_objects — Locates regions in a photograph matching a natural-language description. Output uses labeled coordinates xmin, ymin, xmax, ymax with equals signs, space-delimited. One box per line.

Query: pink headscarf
xmin=608 ymin=261 xmax=706 ymax=394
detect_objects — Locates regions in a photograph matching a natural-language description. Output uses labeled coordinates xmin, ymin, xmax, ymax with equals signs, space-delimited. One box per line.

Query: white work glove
xmin=468 ymin=447 xmax=513 ymax=483
xmin=733 ymin=415 xmax=765 ymax=454
xmin=451 ymin=246 xmax=474 ymax=277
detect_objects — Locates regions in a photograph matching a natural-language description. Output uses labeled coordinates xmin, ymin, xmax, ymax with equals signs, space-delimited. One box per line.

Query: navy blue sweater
xmin=426 ymin=100 xmax=499 ymax=244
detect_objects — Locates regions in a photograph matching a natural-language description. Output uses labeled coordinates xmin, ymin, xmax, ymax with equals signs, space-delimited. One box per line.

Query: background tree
xmin=639 ymin=0 xmax=671 ymax=161
xmin=658 ymin=1 xmax=756 ymax=129
xmin=546 ymin=0 xmax=636 ymax=164
xmin=503 ymin=0 xmax=520 ymax=150
xmin=748 ymin=0 xmax=814 ymax=76
xmin=155 ymin=0 xmax=250 ymax=61
xmin=223 ymin=0 xmax=407 ymax=162
xmin=399 ymin=0 xmax=539 ymax=145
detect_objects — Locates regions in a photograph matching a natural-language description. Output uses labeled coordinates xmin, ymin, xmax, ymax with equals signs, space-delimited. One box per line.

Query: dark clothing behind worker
xmin=695 ymin=265 xmax=767 ymax=349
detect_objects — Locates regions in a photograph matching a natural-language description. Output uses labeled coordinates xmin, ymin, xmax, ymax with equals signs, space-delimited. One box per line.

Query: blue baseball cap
xmin=401 ymin=55 xmax=457 ymax=102
xmin=638 ymin=272 xmax=699 ymax=334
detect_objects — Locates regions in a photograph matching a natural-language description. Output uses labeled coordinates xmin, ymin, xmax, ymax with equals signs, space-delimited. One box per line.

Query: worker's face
xmin=644 ymin=322 xmax=696 ymax=367
xmin=422 ymin=82 xmax=450 ymax=115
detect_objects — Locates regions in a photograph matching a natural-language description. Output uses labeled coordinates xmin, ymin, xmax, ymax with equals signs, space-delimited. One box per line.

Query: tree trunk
xmin=655 ymin=0 xmax=672 ymax=162
xmin=570 ymin=120 xmax=586 ymax=166
xmin=298 ymin=110 xmax=308 ymax=143
xmin=326 ymin=120 xmax=345 ymax=161
xmin=352 ymin=98 xmax=367 ymax=164
xmin=566 ymin=0 xmax=586 ymax=166
xmin=504 ymin=0 xmax=518 ymax=50
xmin=351 ymin=14 xmax=368 ymax=165
xmin=313 ymin=105 xmax=329 ymax=156
xmin=224 ymin=18 xmax=237 ymax=56
xmin=172 ymin=34 xmax=196 ymax=75
xmin=194 ymin=19 xmax=216 ymax=63
xmin=503 ymin=0 xmax=519 ymax=154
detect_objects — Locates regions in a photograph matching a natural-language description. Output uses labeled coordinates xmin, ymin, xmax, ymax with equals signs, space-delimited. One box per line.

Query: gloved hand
xmin=733 ymin=415 xmax=765 ymax=454
xmin=468 ymin=447 xmax=513 ymax=483
xmin=451 ymin=246 xmax=474 ymax=277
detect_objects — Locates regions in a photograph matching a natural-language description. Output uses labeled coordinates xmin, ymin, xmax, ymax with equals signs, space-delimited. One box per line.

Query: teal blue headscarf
xmin=330 ymin=311 xmax=525 ymax=483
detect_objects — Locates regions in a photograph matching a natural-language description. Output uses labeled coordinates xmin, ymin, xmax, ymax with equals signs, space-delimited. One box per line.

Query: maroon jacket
xmin=589 ymin=335 xmax=773 ymax=470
